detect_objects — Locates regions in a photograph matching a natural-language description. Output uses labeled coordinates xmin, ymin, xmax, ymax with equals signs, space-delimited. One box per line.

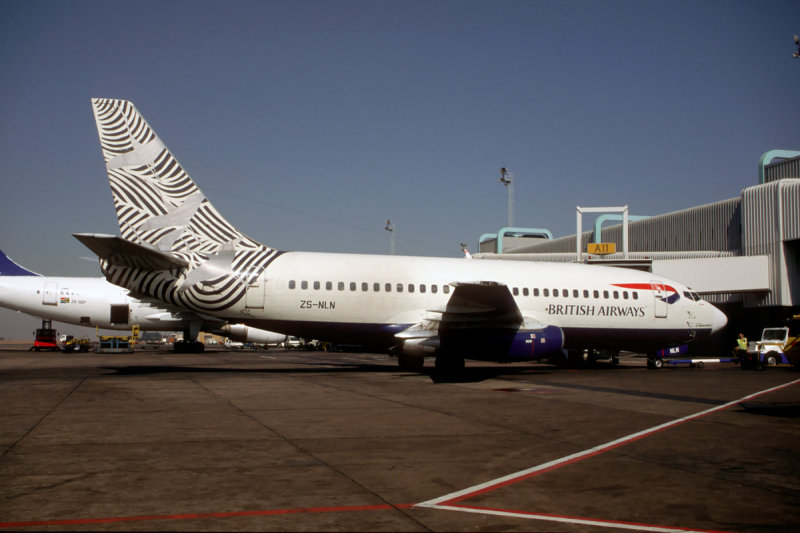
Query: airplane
xmin=75 ymin=98 xmax=727 ymax=373
xmin=0 ymin=248 xmax=287 ymax=351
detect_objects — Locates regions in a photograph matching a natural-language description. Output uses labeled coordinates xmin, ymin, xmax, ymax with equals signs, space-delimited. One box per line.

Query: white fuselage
xmin=0 ymin=276 xmax=185 ymax=331
xmin=216 ymin=251 xmax=725 ymax=352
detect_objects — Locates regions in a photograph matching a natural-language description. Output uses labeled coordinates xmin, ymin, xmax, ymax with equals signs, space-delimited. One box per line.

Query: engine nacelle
xmin=220 ymin=324 xmax=287 ymax=345
xmin=398 ymin=337 xmax=439 ymax=357
xmin=506 ymin=325 xmax=565 ymax=361
xmin=436 ymin=324 xmax=565 ymax=362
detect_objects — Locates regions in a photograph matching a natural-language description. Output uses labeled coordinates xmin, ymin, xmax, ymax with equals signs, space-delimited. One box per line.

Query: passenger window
xmin=313 ymin=281 xmax=320 ymax=290
xmin=408 ymin=284 xmax=415 ymax=293
xmin=326 ymin=281 xmax=332 ymax=290
xmin=397 ymin=283 xmax=403 ymax=293
xmin=431 ymin=284 xmax=438 ymax=294
xmin=633 ymin=292 xmax=639 ymax=300
xmin=338 ymin=282 xmax=345 ymax=291
xmin=593 ymin=290 xmax=599 ymax=298
xmin=583 ymin=289 xmax=589 ymax=298
xmin=623 ymin=291 xmax=629 ymax=299
xmin=350 ymin=282 xmax=356 ymax=291
xmin=543 ymin=288 xmax=550 ymax=297
xmin=533 ymin=288 xmax=540 ymax=297
xmin=420 ymin=284 xmax=426 ymax=293
xmin=361 ymin=282 xmax=368 ymax=291
xmin=523 ymin=288 xmax=529 ymax=296
xmin=553 ymin=289 xmax=559 ymax=297
xmin=513 ymin=287 xmax=519 ymax=296
xmin=613 ymin=291 xmax=619 ymax=299
xmin=573 ymin=289 xmax=579 ymax=297
xmin=289 ymin=280 xmax=296 ymax=289
xmin=373 ymin=282 xmax=380 ymax=292
xmin=603 ymin=290 xmax=609 ymax=299
xmin=301 ymin=281 xmax=308 ymax=290
xmin=385 ymin=283 xmax=392 ymax=292
xmin=443 ymin=285 xmax=450 ymax=294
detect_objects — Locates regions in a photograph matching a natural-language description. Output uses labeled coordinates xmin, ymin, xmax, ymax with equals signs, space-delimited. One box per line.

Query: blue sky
xmin=1 ymin=0 xmax=799 ymax=338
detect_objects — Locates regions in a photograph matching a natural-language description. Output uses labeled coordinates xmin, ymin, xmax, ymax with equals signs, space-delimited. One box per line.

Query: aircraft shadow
xmin=738 ymin=402 xmax=800 ymax=418
xmin=100 ymin=360 xmax=632 ymax=383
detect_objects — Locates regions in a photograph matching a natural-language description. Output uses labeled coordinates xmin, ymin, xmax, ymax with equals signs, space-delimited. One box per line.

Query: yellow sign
xmin=587 ymin=243 xmax=616 ymax=255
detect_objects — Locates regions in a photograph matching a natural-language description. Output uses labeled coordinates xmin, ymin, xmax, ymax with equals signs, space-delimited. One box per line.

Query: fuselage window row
xmin=287 ymin=280 xmax=450 ymax=294
xmin=287 ymin=281 xmax=638 ymax=300
xmin=512 ymin=286 xmax=637 ymax=300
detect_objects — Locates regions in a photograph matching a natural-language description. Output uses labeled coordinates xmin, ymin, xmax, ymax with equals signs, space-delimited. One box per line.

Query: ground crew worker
xmin=736 ymin=333 xmax=748 ymax=352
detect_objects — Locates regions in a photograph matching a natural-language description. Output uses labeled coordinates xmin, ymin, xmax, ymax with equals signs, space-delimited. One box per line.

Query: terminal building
xmin=475 ymin=150 xmax=800 ymax=355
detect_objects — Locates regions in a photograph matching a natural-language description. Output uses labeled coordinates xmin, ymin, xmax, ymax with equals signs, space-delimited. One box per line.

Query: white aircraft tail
xmin=87 ymin=99 xmax=280 ymax=312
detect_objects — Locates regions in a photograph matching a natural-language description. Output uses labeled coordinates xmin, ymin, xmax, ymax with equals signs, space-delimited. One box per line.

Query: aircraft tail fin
xmin=90 ymin=98 xmax=275 ymax=270
xmin=0 ymin=249 xmax=41 ymax=277
xmin=87 ymin=99 xmax=280 ymax=313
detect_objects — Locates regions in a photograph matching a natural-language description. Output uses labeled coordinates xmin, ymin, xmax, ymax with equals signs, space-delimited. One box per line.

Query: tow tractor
xmin=60 ymin=335 xmax=93 ymax=353
xmin=739 ymin=316 xmax=800 ymax=370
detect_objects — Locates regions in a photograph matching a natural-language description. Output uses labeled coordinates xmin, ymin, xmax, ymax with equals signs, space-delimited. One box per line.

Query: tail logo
xmin=91 ymin=98 xmax=279 ymax=312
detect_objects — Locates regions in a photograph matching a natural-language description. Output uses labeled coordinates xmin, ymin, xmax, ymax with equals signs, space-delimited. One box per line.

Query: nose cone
xmin=711 ymin=306 xmax=728 ymax=334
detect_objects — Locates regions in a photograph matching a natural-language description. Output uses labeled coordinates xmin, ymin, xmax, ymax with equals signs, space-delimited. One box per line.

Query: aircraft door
xmin=245 ymin=278 xmax=265 ymax=310
xmin=110 ymin=304 xmax=130 ymax=324
xmin=651 ymin=281 xmax=668 ymax=319
xmin=42 ymin=281 xmax=58 ymax=306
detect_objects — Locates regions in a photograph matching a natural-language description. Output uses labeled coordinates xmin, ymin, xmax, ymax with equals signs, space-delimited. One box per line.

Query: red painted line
xmin=0 ymin=503 xmax=414 ymax=529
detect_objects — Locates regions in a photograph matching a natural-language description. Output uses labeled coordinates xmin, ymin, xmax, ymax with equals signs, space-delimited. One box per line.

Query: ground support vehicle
xmin=30 ymin=319 xmax=59 ymax=351
xmin=95 ymin=336 xmax=134 ymax=353
xmin=94 ymin=325 xmax=139 ymax=354
xmin=60 ymin=335 xmax=93 ymax=353
xmin=647 ymin=345 xmax=737 ymax=369
xmin=739 ymin=324 xmax=800 ymax=370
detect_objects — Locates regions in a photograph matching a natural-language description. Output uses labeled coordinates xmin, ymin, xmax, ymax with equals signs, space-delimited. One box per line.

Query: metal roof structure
xmin=475 ymin=153 xmax=800 ymax=312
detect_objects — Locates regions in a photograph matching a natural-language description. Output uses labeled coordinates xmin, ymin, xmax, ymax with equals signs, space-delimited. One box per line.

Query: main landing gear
xmin=173 ymin=339 xmax=205 ymax=353
xmin=173 ymin=321 xmax=205 ymax=353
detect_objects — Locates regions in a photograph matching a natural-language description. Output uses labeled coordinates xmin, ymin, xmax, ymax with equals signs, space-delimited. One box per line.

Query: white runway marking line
xmin=416 ymin=378 xmax=800 ymax=531
xmin=429 ymin=505 xmax=716 ymax=533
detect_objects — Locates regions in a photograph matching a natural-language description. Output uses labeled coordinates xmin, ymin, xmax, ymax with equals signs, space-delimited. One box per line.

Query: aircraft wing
xmin=73 ymin=233 xmax=188 ymax=271
xmin=394 ymin=281 xmax=564 ymax=362
xmin=432 ymin=281 xmax=523 ymax=328
xmin=396 ymin=281 xmax=524 ymax=344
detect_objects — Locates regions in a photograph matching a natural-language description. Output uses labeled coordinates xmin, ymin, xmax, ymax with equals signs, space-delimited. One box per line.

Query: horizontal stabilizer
xmin=73 ymin=233 xmax=189 ymax=271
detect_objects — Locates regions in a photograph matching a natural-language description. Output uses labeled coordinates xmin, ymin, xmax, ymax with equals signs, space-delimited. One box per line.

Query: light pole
xmin=385 ymin=219 xmax=395 ymax=255
xmin=499 ymin=167 xmax=514 ymax=227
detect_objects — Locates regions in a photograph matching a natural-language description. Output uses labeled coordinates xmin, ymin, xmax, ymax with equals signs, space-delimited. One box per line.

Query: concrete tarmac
xmin=1 ymin=347 xmax=799 ymax=532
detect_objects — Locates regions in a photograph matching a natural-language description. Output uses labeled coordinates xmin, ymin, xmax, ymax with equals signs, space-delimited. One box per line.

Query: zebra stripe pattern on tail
xmin=91 ymin=98 xmax=279 ymax=312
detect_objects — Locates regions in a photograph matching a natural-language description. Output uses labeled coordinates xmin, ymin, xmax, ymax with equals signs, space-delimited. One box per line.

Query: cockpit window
xmin=683 ymin=291 xmax=702 ymax=302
